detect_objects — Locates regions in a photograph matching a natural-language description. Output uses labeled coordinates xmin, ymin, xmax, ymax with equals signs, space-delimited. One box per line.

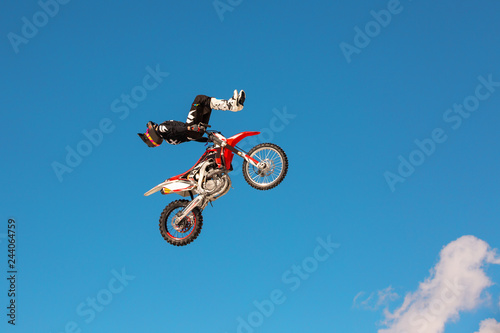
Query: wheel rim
xmin=166 ymin=207 xmax=196 ymax=240
xmin=247 ymin=147 xmax=284 ymax=186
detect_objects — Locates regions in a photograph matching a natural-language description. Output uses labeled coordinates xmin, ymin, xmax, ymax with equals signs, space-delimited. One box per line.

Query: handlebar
xmin=198 ymin=124 xmax=224 ymax=145
xmin=198 ymin=122 xmax=211 ymax=129
xmin=187 ymin=122 xmax=212 ymax=134
xmin=187 ymin=123 xmax=221 ymax=143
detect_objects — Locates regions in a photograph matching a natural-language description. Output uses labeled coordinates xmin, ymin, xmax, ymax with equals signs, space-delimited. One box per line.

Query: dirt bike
xmin=144 ymin=124 xmax=288 ymax=246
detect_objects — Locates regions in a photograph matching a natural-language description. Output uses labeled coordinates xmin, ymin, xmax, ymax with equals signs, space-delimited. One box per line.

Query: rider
xmin=138 ymin=90 xmax=246 ymax=147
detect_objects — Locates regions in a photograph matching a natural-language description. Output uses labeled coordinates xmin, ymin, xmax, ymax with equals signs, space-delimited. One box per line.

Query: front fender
xmin=226 ymin=131 xmax=260 ymax=147
xmin=224 ymin=131 xmax=260 ymax=168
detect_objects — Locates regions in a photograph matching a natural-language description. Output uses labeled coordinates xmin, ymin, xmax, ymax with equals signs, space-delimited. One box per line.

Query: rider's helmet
xmin=138 ymin=121 xmax=163 ymax=147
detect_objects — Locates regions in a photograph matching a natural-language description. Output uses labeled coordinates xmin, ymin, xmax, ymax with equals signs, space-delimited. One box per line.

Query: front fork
xmin=234 ymin=146 xmax=269 ymax=175
xmin=224 ymin=143 xmax=260 ymax=168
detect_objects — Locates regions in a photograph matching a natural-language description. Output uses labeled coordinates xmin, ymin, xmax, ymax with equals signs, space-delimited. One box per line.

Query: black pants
xmin=186 ymin=95 xmax=213 ymax=126
xmin=151 ymin=95 xmax=215 ymax=145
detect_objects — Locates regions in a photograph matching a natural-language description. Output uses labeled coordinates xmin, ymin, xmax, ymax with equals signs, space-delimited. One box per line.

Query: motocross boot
xmin=210 ymin=90 xmax=245 ymax=112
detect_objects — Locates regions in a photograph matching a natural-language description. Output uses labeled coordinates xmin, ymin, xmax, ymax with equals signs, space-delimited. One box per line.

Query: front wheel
xmin=159 ymin=200 xmax=203 ymax=246
xmin=243 ymin=143 xmax=288 ymax=190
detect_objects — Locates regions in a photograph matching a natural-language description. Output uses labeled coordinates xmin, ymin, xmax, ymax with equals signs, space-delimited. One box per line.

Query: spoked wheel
xmin=242 ymin=143 xmax=288 ymax=190
xmin=159 ymin=200 xmax=203 ymax=246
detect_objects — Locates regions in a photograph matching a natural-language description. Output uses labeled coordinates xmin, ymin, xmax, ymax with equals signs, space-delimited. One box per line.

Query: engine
xmin=202 ymin=169 xmax=231 ymax=201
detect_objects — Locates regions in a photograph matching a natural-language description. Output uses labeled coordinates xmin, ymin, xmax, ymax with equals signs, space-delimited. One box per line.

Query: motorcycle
xmin=144 ymin=124 xmax=288 ymax=246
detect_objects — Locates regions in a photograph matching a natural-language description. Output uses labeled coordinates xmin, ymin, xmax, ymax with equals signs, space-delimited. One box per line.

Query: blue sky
xmin=1 ymin=0 xmax=500 ymax=332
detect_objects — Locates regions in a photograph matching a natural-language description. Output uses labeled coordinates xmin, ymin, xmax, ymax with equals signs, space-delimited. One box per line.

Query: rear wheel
xmin=159 ymin=200 xmax=203 ymax=246
xmin=243 ymin=143 xmax=288 ymax=190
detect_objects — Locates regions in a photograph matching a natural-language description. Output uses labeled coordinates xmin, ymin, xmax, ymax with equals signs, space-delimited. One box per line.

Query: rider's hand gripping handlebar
xmin=188 ymin=122 xmax=211 ymax=133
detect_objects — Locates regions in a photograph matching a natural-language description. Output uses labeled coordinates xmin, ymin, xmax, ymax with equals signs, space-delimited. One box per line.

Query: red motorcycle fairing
xmin=223 ymin=131 xmax=260 ymax=168
xmin=168 ymin=131 xmax=260 ymax=180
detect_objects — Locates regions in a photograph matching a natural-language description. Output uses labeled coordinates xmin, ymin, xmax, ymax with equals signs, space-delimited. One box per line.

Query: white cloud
xmin=353 ymin=286 xmax=399 ymax=311
xmin=378 ymin=235 xmax=500 ymax=333
xmin=474 ymin=318 xmax=500 ymax=333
